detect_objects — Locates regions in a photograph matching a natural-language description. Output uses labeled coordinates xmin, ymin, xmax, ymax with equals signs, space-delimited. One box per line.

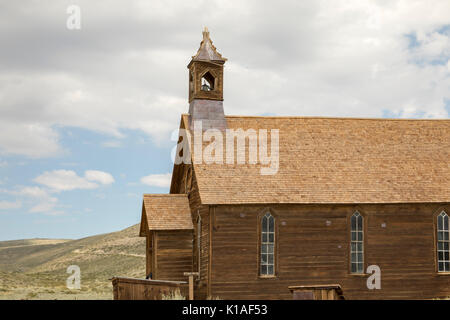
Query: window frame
xmin=348 ymin=210 xmax=366 ymax=275
xmin=257 ymin=209 xmax=278 ymax=279
xmin=435 ymin=209 xmax=450 ymax=274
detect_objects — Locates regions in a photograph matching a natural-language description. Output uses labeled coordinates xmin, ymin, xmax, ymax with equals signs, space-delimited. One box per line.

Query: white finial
xmin=202 ymin=27 xmax=210 ymax=39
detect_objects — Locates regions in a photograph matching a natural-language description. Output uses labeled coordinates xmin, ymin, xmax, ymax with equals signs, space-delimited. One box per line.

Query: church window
xmin=260 ymin=212 xmax=275 ymax=276
xmin=437 ymin=211 xmax=449 ymax=272
xmin=350 ymin=212 xmax=364 ymax=273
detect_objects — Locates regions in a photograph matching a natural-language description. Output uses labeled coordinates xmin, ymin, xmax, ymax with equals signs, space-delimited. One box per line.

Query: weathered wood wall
xmin=210 ymin=203 xmax=450 ymax=300
xmin=153 ymin=230 xmax=193 ymax=282
xmin=112 ymin=277 xmax=188 ymax=300
xmin=189 ymin=169 xmax=210 ymax=299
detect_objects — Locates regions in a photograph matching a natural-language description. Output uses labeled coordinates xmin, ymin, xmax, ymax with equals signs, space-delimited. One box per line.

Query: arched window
xmin=260 ymin=212 xmax=275 ymax=276
xmin=437 ymin=211 xmax=449 ymax=272
xmin=201 ymin=71 xmax=215 ymax=91
xmin=350 ymin=212 xmax=364 ymax=273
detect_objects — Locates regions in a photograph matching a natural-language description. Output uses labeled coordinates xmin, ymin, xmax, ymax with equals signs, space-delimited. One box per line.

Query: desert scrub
xmin=26 ymin=292 xmax=38 ymax=299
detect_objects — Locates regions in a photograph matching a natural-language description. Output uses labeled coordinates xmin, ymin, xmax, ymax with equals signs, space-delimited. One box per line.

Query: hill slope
xmin=0 ymin=224 xmax=145 ymax=300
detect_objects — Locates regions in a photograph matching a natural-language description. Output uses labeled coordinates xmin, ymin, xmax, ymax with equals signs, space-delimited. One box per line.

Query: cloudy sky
xmin=0 ymin=0 xmax=449 ymax=240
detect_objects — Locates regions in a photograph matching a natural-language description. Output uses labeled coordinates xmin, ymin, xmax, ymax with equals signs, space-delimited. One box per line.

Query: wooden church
xmin=117 ymin=29 xmax=450 ymax=300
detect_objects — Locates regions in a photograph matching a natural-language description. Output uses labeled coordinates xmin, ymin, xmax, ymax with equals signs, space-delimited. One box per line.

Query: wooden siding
xmin=153 ymin=230 xmax=193 ymax=282
xmin=190 ymin=169 xmax=210 ymax=299
xmin=210 ymin=203 xmax=450 ymax=300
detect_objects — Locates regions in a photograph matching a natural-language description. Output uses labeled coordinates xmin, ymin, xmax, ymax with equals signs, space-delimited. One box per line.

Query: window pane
xmin=262 ymin=217 xmax=267 ymax=232
xmin=268 ymin=244 xmax=274 ymax=253
xmin=444 ymin=232 xmax=449 ymax=241
xmin=351 ymin=216 xmax=356 ymax=230
xmin=351 ymin=231 xmax=356 ymax=241
xmin=268 ymin=254 xmax=274 ymax=264
xmin=438 ymin=215 xmax=443 ymax=230
xmin=358 ymin=253 xmax=363 ymax=262
xmin=268 ymin=217 xmax=274 ymax=232
xmin=444 ymin=215 xmax=449 ymax=230
xmin=261 ymin=244 xmax=267 ymax=253
xmin=357 ymin=232 xmax=363 ymax=241
xmin=261 ymin=254 xmax=267 ymax=263
xmin=351 ymin=263 xmax=357 ymax=273
xmin=351 ymin=243 xmax=357 ymax=252
xmin=268 ymin=265 xmax=274 ymax=275
xmin=444 ymin=242 xmax=449 ymax=251
xmin=438 ymin=242 xmax=444 ymax=250
xmin=357 ymin=243 xmax=363 ymax=252
xmin=357 ymin=263 xmax=364 ymax=273
xmin=445 ymin=252 xmax=449 ymax=261
xmin=269 ymin=233 xmax=274 ymax=243
xmin=438 ymin=232 xmax=443 ymax=241
xmin=351 ymin=253 xmax=357 ymax=263
xmin=438 ymin=251 xmax=444 ymax=261
xmin=262 ymin=233 xmax=268 ymax=242
xmin=445 ymin=262 xmax=450 ymax=272
xmin=357 ymin=216 xmax=363 ymax=230
xmin=261 ymin=265 xmax=267 ymax=275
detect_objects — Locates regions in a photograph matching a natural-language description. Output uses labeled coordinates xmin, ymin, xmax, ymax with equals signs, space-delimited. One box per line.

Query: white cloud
xmin=0 ymin=122 xmax=63 ymax=158
xmin=0 ymin=200 xmax=21 ymax=210
xmin=29 ymin=197 xmax=58 ymax=214
xmin=9 ymin=186 xmax=60 ymax=215
xmin=33 ymin=169 xmax=114 ymax=192
xmin=140 ymin=173 xmax=172 ymax=188
xmin=34 ymin=170 xmax=98 ymax=191
xmin=6 ymin=170 xmax=113 ymax=215
xmin=85 ymin=170 xmax=115 ymax=185
xmin=0 ymin=160 xmax=7 ymax=167
xmin=18 ymin=186 xmax=49 ymax=198
xmin=0 ymin=201 xmax=22 ymax=210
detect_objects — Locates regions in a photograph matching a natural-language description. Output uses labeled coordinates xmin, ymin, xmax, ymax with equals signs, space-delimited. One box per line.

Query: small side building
xmin=139 ymin=194 xmax=194 ymax=281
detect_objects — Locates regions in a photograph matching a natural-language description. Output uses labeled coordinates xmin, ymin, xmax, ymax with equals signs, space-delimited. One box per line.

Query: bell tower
xmin=188 ymin=28 xmax=227 ymax=130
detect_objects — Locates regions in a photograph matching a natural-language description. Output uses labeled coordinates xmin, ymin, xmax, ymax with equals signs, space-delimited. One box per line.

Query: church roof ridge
xmin=223 ymin=115 xmax=450 ymax=121
xmin=182 ymin=113 xmax=449 ymax=121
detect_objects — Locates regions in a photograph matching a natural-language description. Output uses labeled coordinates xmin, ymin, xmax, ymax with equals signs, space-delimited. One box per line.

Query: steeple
xmin=187 ymin=27 xmax=226 ymax=103
xmin=187 ymin=28 xmax=227 ymax=131
xmin=189 ymin=27 xmax=227 ymax=64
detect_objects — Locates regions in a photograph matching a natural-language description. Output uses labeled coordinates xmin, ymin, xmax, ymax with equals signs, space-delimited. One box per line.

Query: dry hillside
xmin=0 ymin=224 xmax=145 ymax=300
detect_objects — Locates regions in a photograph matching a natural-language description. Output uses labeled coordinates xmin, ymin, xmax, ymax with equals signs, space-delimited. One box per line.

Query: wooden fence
xmin=288 ymin=284 xmax=345 ymax=300
xmin=111 ymin=277 xmax=188 ymax=300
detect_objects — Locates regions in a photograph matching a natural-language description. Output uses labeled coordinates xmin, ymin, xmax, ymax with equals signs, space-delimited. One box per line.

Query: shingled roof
xmin=179 ymin=114 xmax=450 ymax=204
xmin=139 ymin=194 xmax=193 ymax=236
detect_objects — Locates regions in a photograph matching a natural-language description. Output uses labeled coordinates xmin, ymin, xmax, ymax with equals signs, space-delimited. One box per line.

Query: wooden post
xmin=183 ymin=272 xmax=199 ymax=300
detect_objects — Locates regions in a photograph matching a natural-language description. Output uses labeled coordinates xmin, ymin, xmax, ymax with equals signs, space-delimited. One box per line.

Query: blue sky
xmin=0 ymin=127 xmax=175 ymax=240
xmin=0 ymin=1 xmax=449 ymax=240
